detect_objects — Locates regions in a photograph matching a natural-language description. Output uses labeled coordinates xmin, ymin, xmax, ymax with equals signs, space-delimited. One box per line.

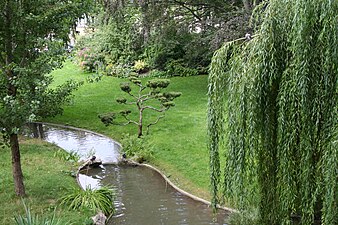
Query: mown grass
xmin=0 ymin=138 xmax=92 ymax=225
xmin=47 ymin=60 xmax=212 ymax=200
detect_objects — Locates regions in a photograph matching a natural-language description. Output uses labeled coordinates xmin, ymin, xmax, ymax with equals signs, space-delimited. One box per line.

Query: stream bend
xmin=31 ymin=123 xmax=231 ymax=225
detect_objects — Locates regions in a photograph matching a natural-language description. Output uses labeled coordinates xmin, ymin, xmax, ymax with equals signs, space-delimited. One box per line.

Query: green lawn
xmin=47 ymin=61 xmax=212 ymax=199
xmin=0 ymin=138 xmax=92 ymax=225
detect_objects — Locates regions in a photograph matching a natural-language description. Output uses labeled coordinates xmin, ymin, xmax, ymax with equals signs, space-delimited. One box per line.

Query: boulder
xmin=91 ymin=211 xmax=106 ymax=225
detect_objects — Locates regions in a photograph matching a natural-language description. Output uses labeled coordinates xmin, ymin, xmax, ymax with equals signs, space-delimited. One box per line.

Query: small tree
xmin=99 ymin=76 xmax=181 ymax=137
xmin=0 ymin=0 xmax=91 ymax=196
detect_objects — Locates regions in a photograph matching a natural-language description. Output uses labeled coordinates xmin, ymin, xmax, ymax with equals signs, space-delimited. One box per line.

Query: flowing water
xmin=35 ymin=123 xmax=229 ymax=225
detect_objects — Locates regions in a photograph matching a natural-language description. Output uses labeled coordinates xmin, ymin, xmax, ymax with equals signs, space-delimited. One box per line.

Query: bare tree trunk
xmin=10 ymin=133 xmax=26 ymax=196
xmin=138 ymin=109 xmax=143 ymax=138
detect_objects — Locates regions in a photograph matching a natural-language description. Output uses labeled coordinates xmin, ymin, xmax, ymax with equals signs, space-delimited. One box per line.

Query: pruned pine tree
xmin=99 ymin=76 xmax=181 ymax=137
xmin=208 ymin=0 xmax=337 ymax=224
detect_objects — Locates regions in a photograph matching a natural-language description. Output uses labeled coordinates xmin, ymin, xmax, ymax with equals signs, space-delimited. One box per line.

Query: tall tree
xmin=208 ymin=0 xmax=337 ymax=224
xmin=0 ymin=0 xmax=91 ymax=196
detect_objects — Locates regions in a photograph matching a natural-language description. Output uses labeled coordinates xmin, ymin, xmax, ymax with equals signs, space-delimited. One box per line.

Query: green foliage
xmin=98 ymin=112 xmax=116 ymax=127
xmin=120 ymin=82 xmax=131 ymax=93
xmin=227 ymin=209 xmax=259 ymax=225
xmin=133 ymin=60 xmax=149 ymax=74
xmin=73 ymin=5 xmax=143 ymax=78
xmin=60 ymin=186 xmax=115 ymax=216
xmin=54 ymin=149 xmax=80 ymax=162
xmin=165 ymin=60 xmax=199 ymax=77
xmin=148 ymin=70 xmax=168 ymax=78
xmin=77 ymin=48 xmax=104 ymax=72
xmin=121 ymin=133 xmax=153 ymax=163
xmin=146 ymin=79 xmax=170 ymax=89
xmin=103 ymin=63 xmax=135 ymax=78
xmin=0 ymin=0 xmax=92 ymax=196
xmin=208 ymin=0 xmax=338 ymax=224
xmin=80 ymin=0 xmax=251 ymax=79
xmin=14 ymin=201 xmax=68 ymax=225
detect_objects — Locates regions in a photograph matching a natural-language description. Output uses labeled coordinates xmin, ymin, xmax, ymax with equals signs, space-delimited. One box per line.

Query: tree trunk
xmin=10 ymin=133 xmax=26 ymax=196
xmin=138 ymin=110 xmax=143 ymax=138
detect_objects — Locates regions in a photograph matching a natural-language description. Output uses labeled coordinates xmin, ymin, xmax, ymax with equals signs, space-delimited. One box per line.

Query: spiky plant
xmin=208 ymin=0 xmax=337 ymax=224
xmin=60 ymin=186 xmax=115 ymax=216
xmin=14 ymin=201 xmax=68 ymax=225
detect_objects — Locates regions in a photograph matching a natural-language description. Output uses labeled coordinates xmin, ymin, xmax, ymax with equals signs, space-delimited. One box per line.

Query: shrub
xmin=148 ymin=69 xmax=168 ymax=78
xmin=54 ymin=149 xmax=80 ymax=162
xmin=120 ymin=133 xmax=153 ymax=163
xmin=60 ymin=186 xmax=115 ymax=216
xmin=77 ymin=48 xmax=104 ymax=72
xmin=103 ymin=63 xmax=136 ymax=78
xmin=165 ymin=59 xmax=199 ymax=77
xmin=14 ymin=201 xmax=68 ymax=225
xmin=133 ymin=60 xmax=149 ymax=74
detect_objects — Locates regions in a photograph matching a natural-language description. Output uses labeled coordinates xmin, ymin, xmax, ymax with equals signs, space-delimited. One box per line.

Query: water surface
xmin=37 ymin=124 xmax=229 ymax=225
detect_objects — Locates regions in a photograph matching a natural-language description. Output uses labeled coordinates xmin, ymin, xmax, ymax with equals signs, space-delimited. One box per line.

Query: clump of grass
xmin=54 ymin=149 xmax=80 ymax=162
xmin=14 ymin=200 xmax=69 ymax=225
xmin=60 ymin=186 xmax=115 ymax=216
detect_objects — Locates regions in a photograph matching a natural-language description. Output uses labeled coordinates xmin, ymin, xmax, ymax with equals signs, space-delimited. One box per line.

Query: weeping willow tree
xmin=208 ymin=0 xmax=337 ymax=224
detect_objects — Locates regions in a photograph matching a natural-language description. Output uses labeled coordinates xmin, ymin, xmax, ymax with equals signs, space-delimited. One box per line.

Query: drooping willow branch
xmin=208 ymin=0 xmax=338 ymax=224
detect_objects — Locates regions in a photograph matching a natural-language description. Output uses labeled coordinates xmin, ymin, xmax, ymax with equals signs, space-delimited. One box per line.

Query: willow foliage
xmin=208 ymin=0 xmax=337 ymax=224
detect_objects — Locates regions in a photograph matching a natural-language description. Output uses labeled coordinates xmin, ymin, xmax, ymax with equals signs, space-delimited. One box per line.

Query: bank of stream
xmin=33 ymin=123 xmax=230 ymax=225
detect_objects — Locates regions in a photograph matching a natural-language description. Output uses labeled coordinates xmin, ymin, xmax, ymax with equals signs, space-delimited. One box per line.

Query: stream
xmin=32 ymin=123 xmax=229 ymax=225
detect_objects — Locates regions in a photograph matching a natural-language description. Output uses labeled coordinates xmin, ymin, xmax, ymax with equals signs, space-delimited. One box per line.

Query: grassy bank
xmin=47 ymin=61 xmax=212 ymax=200
xmin=0 ymin=138 xmax=92 ymax=225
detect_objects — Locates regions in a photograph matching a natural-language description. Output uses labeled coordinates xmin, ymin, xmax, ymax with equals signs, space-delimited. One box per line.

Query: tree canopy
xmin=208 ymin=0 xmax=337 ymax=224
xmin=75 ymin=0 xmax=259 ymax=77
xmin=0 ymin=0 xmax=91 ymax=196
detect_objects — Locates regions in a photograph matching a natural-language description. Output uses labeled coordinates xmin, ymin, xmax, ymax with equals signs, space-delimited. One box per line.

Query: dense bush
xmin=77 ymin=48 xmax=104 ymax=72
xmin=120 ymin=133 xmax=153 ymax=163
xmin=133 ymin=60 xmax=149 ymax=74
xmin=165 ymin=59 xmax=199 ymax=77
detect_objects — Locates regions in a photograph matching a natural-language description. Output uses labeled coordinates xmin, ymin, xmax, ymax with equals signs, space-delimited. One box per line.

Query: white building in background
xmin=68 ymin=17 xmax=89 ymax=47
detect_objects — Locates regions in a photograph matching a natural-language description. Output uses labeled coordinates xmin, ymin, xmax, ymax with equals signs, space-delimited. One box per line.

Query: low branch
xmin=172 ymin=0 xmax=202 ymax=21
xmin=142 ymin=105 xmax=166 ymax=112
xmin=126 ymin=91 xmax=137 ymax=99
xmin=146 ymin=114 xmax=165 ymax=135
xmin=121 ymin=114 xmax=139 ymax=126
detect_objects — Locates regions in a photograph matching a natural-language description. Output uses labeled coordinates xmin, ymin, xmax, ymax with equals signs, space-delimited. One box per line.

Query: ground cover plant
xmin=46 ymin=61 xmax=212 ymax=200
xmin=0 ymin=138 xmax=92 ymax=225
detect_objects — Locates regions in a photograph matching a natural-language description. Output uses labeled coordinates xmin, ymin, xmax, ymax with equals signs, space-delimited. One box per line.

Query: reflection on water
xmin=40 ymin=125 xmax=120 ymax=163
xmin=36 ymin=124 xmax=229 ymax=225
